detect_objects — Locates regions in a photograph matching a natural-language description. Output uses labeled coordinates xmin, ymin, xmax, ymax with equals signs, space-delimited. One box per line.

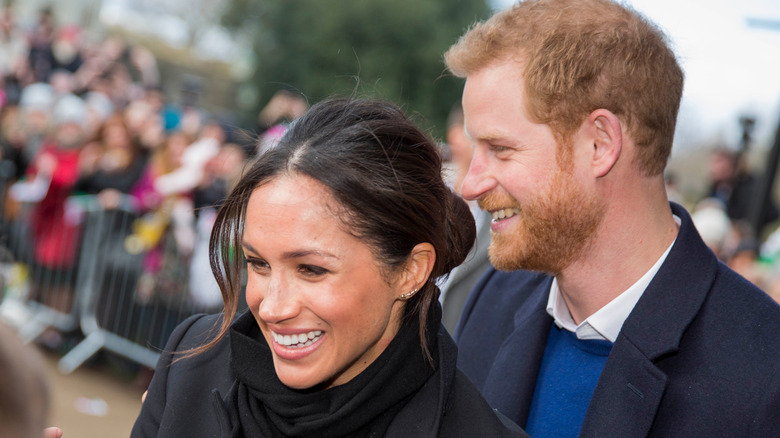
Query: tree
xmin=222 ymin=0 xmax=491 ymax=137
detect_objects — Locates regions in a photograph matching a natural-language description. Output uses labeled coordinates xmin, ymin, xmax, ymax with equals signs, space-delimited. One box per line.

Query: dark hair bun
xmin=441 ymin=190 xmax=477 ymax=274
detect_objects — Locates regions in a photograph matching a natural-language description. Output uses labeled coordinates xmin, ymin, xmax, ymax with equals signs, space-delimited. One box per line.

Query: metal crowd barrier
xmin=0 ymin=192 xmax=87 ymax=344
xmin=1 ymin=193 xmax=221 ymax=374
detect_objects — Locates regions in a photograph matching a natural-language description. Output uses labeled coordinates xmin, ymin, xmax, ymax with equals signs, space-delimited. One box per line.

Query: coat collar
xmin=580 ymin=202 xmax=718 ymax=437
xmin=385 ymin=324 xmax=458 ymax=437
xmin=618 ymin=202 xmax=717 ymax=359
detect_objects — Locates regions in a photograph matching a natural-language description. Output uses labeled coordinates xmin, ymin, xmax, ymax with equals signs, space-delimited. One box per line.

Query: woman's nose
xmin=255 ymin=275 xmax=300 ymax=323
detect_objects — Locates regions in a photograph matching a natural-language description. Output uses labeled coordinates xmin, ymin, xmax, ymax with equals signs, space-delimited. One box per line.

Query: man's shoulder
xmin=456 ymin=267 xmax=550 ymax=332
xmin=707 ymin=262 xmax=780 ymax=348
xmin=455 ymin=268 xmax=552 ymax=389
xmin=467 ymin=268 xmax=550 ymax=309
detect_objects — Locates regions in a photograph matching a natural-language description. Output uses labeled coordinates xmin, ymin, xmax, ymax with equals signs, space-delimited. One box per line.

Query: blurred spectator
xmin=664 ymin=172 xmax=684 ymax=205
xmin=0 ymin=321 xmax=51 ymax=438
xmin=707 ymin=147 xmax=778 ymax=236
xmin=17 ymin=82 xmax=53 ymax=162
xmin=8 ymin=93 xmax=89 ymax=312
xmin=691 ymin=198 xmax=733 ymax=259
xmin=0 ymin=106 xmax=30 ymax=183
xmin=75 ymin=113 xmax=145 ymax=210
xmin=256 ymin=90 xmax=307 ymax=155
xmin=127 ymin=131 xmax=191 ymax=301
xmin=153 ymin=120 xmax=223 ymax=197
xmin=124 ymin=96 xmax=164 ymax=155
xmin=27 ymin=7 xmax=56 ymax=83
xmin=0 ymin=8 xmax=29 ymax=83
xmin=51 ymin=25 xmax=82 ymax=74
xmin=189 ymin=143 xmax=246 ymax=310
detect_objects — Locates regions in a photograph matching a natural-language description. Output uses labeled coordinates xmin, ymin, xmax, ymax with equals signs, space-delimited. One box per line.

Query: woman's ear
xmin=398 ymin=242 xmax=436 ymax=298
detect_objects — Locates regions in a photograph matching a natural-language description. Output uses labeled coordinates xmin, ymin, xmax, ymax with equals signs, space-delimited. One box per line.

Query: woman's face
xmin=104 ymin=122 xmax=130 ymax=149
xmin=242 ymin=174 xmax=406 ymax=389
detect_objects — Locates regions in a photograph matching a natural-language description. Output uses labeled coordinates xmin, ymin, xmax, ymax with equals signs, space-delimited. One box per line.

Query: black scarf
xmin=215 ymin=306 xmax=440 ymax=438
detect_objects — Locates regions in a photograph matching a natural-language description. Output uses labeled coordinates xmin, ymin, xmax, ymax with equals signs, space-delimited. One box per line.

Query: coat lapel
xmin=580 ymin=203 xmax=718 ymax=437
xmin=482 ymin=277 xmax=553 ymax=427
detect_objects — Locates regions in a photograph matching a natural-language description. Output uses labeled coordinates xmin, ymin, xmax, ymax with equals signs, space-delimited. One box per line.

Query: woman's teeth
xmin=273 ymin=330 xmax=323 ymax=348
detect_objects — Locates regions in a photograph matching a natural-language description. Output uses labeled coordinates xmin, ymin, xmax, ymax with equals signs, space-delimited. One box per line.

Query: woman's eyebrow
xmin=241 ymin=241 xmax=259 ymax=254
xmin=241 ymin=241 xmax=337 ymax=260
xmin=282 ymin=249 xmax=338 ymax=260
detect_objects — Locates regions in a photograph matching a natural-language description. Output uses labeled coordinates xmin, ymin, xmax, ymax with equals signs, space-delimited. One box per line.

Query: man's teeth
xmin=491 ymin=208 xmax=520 ymax=221
xmin=273 ymin=330 xmax=323 ymax=348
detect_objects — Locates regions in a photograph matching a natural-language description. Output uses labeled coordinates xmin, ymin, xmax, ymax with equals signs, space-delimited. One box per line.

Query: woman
xmin=132 ymin=99 xmax=527 ymax=437
xmin=75 ymin=112 xmax=146 ymax=207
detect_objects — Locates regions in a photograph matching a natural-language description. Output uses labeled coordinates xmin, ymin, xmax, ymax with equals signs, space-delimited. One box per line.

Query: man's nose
xmin=460 ymin=146 xmax=495 ymax=201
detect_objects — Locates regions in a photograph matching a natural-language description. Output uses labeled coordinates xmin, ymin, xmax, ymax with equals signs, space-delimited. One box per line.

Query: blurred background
xmin=0 ymin=0 xmax=779 ymax=436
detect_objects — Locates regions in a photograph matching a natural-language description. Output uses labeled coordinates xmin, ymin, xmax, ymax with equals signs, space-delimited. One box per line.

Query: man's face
xmin=460 ymin=60 xmax=604 ymax=274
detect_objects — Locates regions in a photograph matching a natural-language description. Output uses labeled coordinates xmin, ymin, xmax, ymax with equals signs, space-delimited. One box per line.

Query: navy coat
xmin=455 ymin=203 xmax=780 ymax=437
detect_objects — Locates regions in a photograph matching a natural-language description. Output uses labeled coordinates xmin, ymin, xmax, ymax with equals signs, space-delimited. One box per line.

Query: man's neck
xmin=555 ymin=195 xmax=679 ymax=325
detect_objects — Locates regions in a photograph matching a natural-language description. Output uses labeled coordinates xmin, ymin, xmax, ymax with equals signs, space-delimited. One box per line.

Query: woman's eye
xmin=246 ymin=257 xmax=270 ymax=273
xmin=299 ymin=264 xmax=328 ymax=277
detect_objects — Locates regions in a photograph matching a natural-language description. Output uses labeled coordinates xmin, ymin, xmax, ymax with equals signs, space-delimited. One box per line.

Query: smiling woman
xmin=131 ymin=99 xmax=529 ymax=437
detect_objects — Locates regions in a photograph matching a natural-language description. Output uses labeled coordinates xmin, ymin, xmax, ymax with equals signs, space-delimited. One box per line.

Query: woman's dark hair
xmin=190 ymin=98 xmax=476 ymax=361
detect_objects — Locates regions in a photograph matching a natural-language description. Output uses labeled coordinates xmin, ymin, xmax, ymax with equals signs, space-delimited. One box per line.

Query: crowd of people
xmin=0 ymin=6 xmax=275 ymax=352
xmin=686 ymin=147 xmax=780 ymax=303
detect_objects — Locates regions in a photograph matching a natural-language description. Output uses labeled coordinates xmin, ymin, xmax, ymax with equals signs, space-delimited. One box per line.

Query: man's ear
xmin=397 ymin=242 xmax=436 ymax=299
xmin=588 ymin=109 xmax=623 ymax=178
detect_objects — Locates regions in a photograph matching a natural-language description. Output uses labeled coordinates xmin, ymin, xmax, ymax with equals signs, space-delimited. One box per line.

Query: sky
xmin=492 ymin=0 xmax=780 ymax=152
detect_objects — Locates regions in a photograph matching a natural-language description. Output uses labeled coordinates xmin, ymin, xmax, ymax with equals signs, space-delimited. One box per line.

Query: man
xmin=445 ymin=1 xmax=780 ymax=437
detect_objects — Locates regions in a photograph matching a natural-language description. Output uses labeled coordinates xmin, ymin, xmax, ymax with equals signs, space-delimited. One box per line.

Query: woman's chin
xmin=276 ymin=370 xmax=326 ymax=390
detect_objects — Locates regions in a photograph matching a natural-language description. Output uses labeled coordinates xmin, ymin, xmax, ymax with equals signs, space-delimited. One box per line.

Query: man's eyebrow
xmin=464 ymin=126 xmax=512 ymax=144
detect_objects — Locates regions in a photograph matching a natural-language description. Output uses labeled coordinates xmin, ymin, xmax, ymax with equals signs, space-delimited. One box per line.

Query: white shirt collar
xmin=546 ymin=215 xmax=680 ymax=342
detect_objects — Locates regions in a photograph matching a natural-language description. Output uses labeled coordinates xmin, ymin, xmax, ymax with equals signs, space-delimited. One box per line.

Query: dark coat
xmin=455 ymin=203 xmax=780 ymax=437
xmin=132 ymin=312 xmax=528 ymax=438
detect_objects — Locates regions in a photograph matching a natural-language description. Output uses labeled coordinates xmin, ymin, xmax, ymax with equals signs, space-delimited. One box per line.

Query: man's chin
xmin=487 ymin=238 xmax=560 ymax=274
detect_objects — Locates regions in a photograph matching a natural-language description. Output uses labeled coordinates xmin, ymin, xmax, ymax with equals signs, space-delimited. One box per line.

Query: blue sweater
xmin=525 ymin=323 xmax=613 ymax=438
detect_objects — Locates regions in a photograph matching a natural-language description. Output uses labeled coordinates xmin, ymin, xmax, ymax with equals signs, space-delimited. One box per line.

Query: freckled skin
xmin=243 ymin=174 xmax=406 ymax=389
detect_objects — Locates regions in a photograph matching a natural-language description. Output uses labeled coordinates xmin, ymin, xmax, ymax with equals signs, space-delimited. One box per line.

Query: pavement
xmin=42 ymin=348 xmax=145 ymax=438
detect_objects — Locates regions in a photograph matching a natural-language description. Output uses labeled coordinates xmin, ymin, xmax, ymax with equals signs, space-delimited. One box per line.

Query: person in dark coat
xmin=132 ymin=98 xmax=527 ymax=438
xmin=444 ymin=0 xmax=780 ymax=437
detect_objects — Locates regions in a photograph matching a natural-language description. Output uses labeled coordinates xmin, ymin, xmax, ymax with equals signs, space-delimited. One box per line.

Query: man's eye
xmin=489 ymin=144 xmax=510 ymax=153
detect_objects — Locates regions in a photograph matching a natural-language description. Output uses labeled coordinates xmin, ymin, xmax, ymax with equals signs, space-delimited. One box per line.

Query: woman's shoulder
xmin=164 ymin=313 xmax=233 ymax=369
xmin=131 ymin=313 xmax=236 ymax=437
xmin=168 ymin=313 xmax=223 ymax=348
xmin=440 ymin=370 xmax=529 ymax=438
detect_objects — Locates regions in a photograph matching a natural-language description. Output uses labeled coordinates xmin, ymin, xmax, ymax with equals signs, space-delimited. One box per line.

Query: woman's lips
xmin=270 ymin=330 xmax=325 ymax=360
